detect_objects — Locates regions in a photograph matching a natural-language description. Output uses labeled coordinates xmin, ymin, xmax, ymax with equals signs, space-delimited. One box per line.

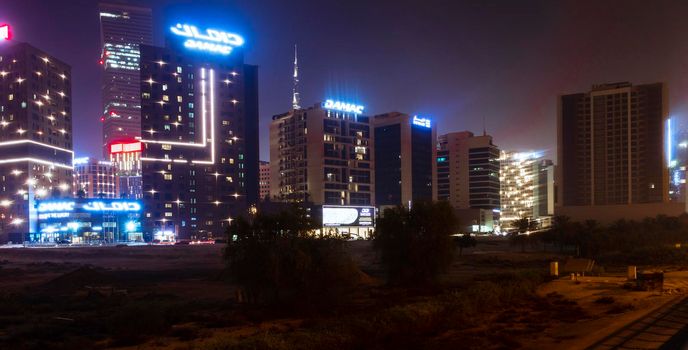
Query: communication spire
xmin=292 ymin=44 xmax=300 ymax=110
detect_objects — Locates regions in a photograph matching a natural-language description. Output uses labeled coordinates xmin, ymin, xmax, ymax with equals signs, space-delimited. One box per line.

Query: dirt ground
xmin=0 ymin=240 xmax=684 ymax=349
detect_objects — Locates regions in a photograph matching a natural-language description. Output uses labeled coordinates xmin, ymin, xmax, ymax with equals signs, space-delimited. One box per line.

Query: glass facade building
xmin=99 ymin=3 xmax=153 ymax=156
xmin=373 ymin=113 xmax=436 ymax=207
xmin=34 ymin=198 xmax=143 ymax=243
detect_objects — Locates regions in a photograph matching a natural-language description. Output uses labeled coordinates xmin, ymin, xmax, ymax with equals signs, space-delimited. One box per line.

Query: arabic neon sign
xmin=37 ymin=201 xmax=142 ymax=213
xmin=0 ymin=24 xmax=9 ymax=41
xmin=412 ymin=116 xmax=431 ymax=128
xmin=170 ymin=23 xmax=244 ymax=55
xmin=323 ymin=99 xmax=365 ymax=114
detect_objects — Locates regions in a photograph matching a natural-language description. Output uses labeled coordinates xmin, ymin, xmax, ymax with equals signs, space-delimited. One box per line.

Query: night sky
xmin=3 ymin=0 xmax=688 ymax=161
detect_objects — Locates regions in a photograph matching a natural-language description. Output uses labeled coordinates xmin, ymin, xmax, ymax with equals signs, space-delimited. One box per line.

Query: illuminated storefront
xmin=322 ymin=205 xmax=375 ymax=239
xmin=34 ymin=198 xmax=143 ymax=243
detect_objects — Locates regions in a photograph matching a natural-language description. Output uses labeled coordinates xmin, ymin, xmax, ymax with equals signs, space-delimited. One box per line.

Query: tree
xmin=509 ymin=217 xmax=536 ymax=252
xmin=373 ymin=201 xmax=459 ymax=285
xmin=456 ymin=232 xmax=477 ymax=256
xmin=225 ymin=205 xmax=359 ymax=307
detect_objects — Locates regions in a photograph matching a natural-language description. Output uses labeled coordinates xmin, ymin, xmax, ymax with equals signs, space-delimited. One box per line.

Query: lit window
xmin=177 ymin=66 xmax=182 ymax=73
xmin=162 ymin=144 xmax=172 ymax=150
xmin=164 ymin=174 xmax=172 ymax=180
xmin=165 ymin=212 xmax=173 ymax=217
xmin=162 ymin=95 xmax=169 ymax=102
xmin=8 ymin=94 xmax=12 ymax=101
xmin=177 ymin=96 xmax=182 ymax=103
xmin=162 ymin=84 xmax=168 ymax=91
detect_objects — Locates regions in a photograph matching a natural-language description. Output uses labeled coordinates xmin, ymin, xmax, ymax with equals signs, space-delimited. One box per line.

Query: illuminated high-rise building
xmin=139 ymin=22 xmax=259 ymax=241
xmin=73 ymin=157 xmax=120 ymax=199
xmin=99 ymin=3 xmax=153 ymax=156
xmin=499 ymin=151 xmax=554 ymax=227
xmin=270 ymin=101 xmax=374 ymax=206
xmin=0 ymin=41 xmax=73 ymax=242
xmin=558 ymin=82 xmax=668 ymax=206
xmin=373 ymin=112 xmax=436 ymax=207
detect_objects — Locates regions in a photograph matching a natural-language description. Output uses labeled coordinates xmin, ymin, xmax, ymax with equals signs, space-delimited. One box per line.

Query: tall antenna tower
xmin=292 ymin=44 xmax=300 ymax=110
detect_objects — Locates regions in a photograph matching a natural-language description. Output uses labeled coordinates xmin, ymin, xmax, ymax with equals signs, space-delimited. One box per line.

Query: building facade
xmin=259 ymin=160 xmax=270 ymax=200
xmin=99 ymin=3 xmax=153 ymax=156
xmin=437 ymin=131 xmax=500 ymax=232
xmin=270 ymin=101 xmax=374 ymax=206
xmin=139 ymin=22 xmax=259 ymax=241
xmin=499 ymin=151 xmax=554 ymax=228
xmin=373 ymin=112 xmax=436 ymax=207
xmin=73 ymin=157 xmax=120 ymax=199
xmin=534 ymin=159 xmax=555 ymax=218
xmin=0 ymin=42 xmax=73 ymax=242
xmin=558 ymin=82 xmax=668 ymax=207
xmin=108 ymin=139 xmax=143 ymax=198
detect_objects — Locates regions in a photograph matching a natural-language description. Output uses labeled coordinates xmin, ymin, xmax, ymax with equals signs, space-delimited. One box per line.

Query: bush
xmin=225 ymin=205 xmax=360 ymax=308
xmin=373 ymin=201 xmax=459 ymax=285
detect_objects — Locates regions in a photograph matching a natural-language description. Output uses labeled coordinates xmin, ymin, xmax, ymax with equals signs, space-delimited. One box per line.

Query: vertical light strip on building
xmin=209 ymin=68 xmax=216 ymax=163
xmin=667 ymin=118 xmax=672 ymax=166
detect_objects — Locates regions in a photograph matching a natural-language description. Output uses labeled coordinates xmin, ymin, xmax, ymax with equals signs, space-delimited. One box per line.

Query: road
xmin=586 ymin=296 xmax=688 ymax=349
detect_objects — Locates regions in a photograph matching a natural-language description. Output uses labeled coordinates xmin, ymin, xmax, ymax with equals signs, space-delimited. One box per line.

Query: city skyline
xmin=4 ymin=0 xmax=688 ymax=162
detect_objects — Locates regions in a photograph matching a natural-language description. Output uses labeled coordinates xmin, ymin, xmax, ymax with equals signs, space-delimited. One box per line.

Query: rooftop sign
xmin=170 ymin=23 xmax=244 ymax=55
xmin=110 ymin=140 xmax=142 ymax=154
xmin=323 ymin=99 xmax=365 ymax=114
xmin=412 ymin=116 xmax=431 ymax=128
xmin=1 ymin=24 xmax=10 ymax=41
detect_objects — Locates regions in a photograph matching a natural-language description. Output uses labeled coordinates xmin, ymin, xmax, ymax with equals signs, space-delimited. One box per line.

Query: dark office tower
xmin=270 ymin=101 xmax=374 ymax=206
xmin=437 ymin=131 xmax=500 ymax=232
xmin=0 ymin=42 xmax=73 ymax=242
xmin=437 ymin=131 xmax=500 ymax=210
xmin=535 ymin=159 xmax=555 ymax=217
xmin=373 ymin=113 xmax=436 ymax=207
xmin=99 ymin=3 xmax=153 ymax=156
xmin=139 ymin=22 xmax=258 ymax=242
xmin=558 ymin=82 xmax=668 ymax=206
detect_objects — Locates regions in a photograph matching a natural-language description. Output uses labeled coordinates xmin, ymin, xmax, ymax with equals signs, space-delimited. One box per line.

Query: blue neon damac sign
xmin=170 ymin=23 xmax=244 ymax=55
xmin=323 ymin=99 xmax=365 ymax=114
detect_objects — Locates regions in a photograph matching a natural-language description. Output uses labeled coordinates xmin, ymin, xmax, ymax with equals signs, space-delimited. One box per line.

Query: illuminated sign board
xmin=323 ymin=99 xmax=365 ymax=114
xmin=412 ymin=116 xmax=431 ymax=128
xmin=37 ymin=200 xmax=142 ymax=213
xmin=323 ymin=206 xmax=374 ymax=227
xmin=170 ymin=23 xmax=244 ymax=55
xmin=110 ymin=141 xmax=142 ymax=154
xmin=0 ymin=24 xmax=9 ymax=41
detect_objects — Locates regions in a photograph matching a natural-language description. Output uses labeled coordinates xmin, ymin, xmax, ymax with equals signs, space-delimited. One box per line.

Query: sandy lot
xmin=0 ymin=240 xmax=684 ymax=349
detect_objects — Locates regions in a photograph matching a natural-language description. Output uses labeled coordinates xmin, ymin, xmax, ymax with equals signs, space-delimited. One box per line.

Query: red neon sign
xmin=110 ymin=141 xmax=142 ymax=154
xmin=0 ymin=24 xmax=10 ymax=41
